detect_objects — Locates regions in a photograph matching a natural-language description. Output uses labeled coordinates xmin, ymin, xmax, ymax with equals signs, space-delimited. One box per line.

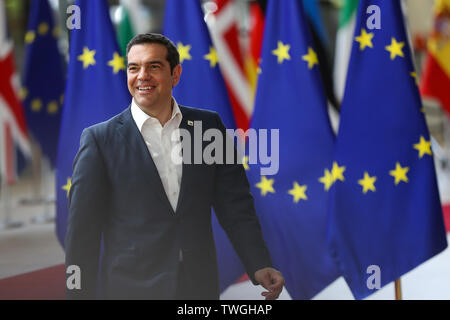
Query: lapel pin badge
xmin=187 ymin=120 xmax=194 ymax=126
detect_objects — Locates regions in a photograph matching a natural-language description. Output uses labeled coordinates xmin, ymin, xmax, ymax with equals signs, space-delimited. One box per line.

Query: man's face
xmin=127 ymin=43 xmax=181 ymax=111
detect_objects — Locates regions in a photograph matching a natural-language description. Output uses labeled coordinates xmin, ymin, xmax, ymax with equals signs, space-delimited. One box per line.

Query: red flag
xmin=207 ymin=0 xmax=251 ymax=130
xmin=420 ymin=1 xmax=450 ymax=114
xmin=0 ymin=0 xmax=30 ymax=183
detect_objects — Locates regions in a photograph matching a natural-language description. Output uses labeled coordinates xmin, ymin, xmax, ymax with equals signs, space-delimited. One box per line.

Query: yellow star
xmin=255 ymin=176 xmax=275 ymax=196
xmin=18 ymin=87 xmax=28 ymax=101
xmin=271 ymin=41 xmax=291 ymax=64
xmin=24 ymin=30 xmax=35 ymax=44
xmin=385 ymin=37 xmax=405 ymax=60
xmin=331 ymin=161 xmax=346 ymax=182
xmin=62 ymin=177 xmax=72 ymax=198
xmin=410 ymin=72 xmax=418 ymax=85
xmin=78 ymin=47 xmax=96 ymax=69
xmin=288 ymin=182 xmax=308 ymax=203
xmin=355 ymin=28 xmax=374 ymax=51
xmin=302 ymin=47 xmax=319 ymax=69
xmin=47 ymin=101 xmax=59 ymax=114
xmin=319 ymin=168 xmax=334 ymax=191
xmin=242 ymin=156 xmax=249 ymax=171
xmin=60 ymin=94 xmax=64 ymax=105
xmin=204 ymin=46 xmax=219 ymax=67
xmin=38 ymin=22 xmax=49 ymax=36
xmin=413 ymin=136 xmax=432 ymax=158
xmin=52 ymin=26 xmax=61 ymax=38
xmin=389 ymin=162 xmax=409 ymax=185
xmin=177 ymin=42 xmax=192 ymax=63
xmin=31 ymin=99 xmax=42 ymax=112
xmin=358 ymin=172 xmax=377 ymax=194
xmin=108 ymin=52 xmax=126 ymax=74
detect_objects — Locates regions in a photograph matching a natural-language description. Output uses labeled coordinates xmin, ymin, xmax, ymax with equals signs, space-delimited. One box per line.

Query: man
xmin=65 ymin=33 xmax=284 ymax=300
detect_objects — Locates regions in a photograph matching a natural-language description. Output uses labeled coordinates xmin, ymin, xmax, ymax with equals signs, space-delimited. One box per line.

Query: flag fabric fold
xmin=248 ymin=0 xmax=340 ymax=299
xmin=163 ymin=0 xmax=245 ymax=292
xmin=328 ymin=0 xmax=448 ymax=299
xmin=0 ymin=0 xmax=31 ymax=184
xmin=22 ymin=0 xmax=65 ymax=167
xmin=56 ymin=0 xmax=130 ymax=246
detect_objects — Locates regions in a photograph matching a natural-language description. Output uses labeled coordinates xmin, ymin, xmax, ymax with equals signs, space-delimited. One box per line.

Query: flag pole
xmin=395 ymin=278 xmax=402 ymax=300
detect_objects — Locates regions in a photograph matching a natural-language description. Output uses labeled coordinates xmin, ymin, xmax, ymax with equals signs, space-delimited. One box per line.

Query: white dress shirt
xmin=131 ymin=98 xmax=183 ymax=212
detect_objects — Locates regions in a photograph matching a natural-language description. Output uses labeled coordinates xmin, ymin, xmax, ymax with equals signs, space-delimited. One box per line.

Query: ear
xmin=172 ymin=64 xmax=182 ymax=88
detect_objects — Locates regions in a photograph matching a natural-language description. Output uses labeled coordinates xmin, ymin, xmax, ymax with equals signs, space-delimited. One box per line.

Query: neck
xmin=136 ymin=98 xmax=173 ymax=126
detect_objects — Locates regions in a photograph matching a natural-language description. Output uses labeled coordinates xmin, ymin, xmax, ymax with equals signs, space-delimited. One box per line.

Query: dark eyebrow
xmin=127 ymin=60 xmax=164 ymax=68
xmin=146 ymin=60 xmax=164 ymax=66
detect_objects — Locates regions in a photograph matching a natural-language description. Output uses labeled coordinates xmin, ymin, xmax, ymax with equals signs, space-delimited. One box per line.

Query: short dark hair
xmin=126 ymin=33 xmax=180 ymax=73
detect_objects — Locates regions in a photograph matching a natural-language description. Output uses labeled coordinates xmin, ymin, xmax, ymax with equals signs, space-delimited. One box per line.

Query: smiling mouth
xmin=137 ymin=86 xmax=156 ymax=93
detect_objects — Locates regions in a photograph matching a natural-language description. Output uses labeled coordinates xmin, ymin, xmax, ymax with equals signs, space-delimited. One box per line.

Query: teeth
xmin=137 ymin=86 xmax=156 ymax=92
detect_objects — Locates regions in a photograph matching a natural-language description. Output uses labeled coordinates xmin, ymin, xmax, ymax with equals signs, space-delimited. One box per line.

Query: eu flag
xmin=56 ymin=0 xmax=130 ymax=245
xmin=21 ymin=0 xmax=65 ymax=166
xmin=248 ymin=0 xmax=340 ymax=299
xmin=163 ymin=0 xmax=245 ymax=292
xmin=327 ymin=0 xmax=448 ymax=299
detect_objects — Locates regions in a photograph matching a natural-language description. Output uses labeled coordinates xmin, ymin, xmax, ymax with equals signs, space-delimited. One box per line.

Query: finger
xmin=264 ymin=292 xmax=279 ymax=300
xmin=269 ymin=289 xmax=282 ymax=299
xmin=269 ymin=282 xmax=284 ymax=292
xmin=261 ymin=287 xmax=281 ymax=300
xmin=262 ymin=291 xmax=277 ymax=300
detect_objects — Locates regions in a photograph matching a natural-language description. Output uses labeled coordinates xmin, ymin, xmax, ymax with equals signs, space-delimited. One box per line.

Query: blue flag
xmin=56 ymin=0 xmax=130 ymax=246
xmin=163 ymin=0 xmax=245 ymax=292
xmin=21 ymin=0 xmax=65 ymax=167
xmin=327 ymin=0 xmax=448 ymax=299
xmin=248 ymin=0 xmax=340 ymax=299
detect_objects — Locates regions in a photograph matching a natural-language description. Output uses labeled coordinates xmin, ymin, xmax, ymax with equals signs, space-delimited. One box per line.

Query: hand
xmin=254 ymin=267 xmax=284 ymax=300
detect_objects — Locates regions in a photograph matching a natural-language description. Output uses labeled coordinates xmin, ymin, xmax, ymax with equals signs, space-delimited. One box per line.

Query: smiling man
xmin=126 ymin=38 xmax=181 ymax=126
xmin=65 ymin=33 xmax=284 ymax=300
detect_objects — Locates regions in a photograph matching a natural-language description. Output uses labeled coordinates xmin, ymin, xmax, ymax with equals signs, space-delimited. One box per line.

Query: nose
xmin=137 ymin=65 xmax=152 ymax=81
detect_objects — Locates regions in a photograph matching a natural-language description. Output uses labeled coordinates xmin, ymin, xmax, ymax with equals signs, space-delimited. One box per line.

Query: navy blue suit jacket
xmin=65 ymin=105 xmax=272 ymax=299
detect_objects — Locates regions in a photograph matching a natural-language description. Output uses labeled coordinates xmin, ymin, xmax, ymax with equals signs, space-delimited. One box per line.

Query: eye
xmin=150 ymin=64 xmax=161 ymax=70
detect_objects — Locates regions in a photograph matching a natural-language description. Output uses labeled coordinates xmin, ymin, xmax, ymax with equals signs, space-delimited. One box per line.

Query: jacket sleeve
xmin=65 ymin=128 xmax=110 ymax=299
xmin=211 ymin=113 xmax=273 ymax=285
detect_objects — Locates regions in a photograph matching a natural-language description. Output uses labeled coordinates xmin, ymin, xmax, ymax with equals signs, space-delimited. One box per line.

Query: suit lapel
xmin=116 ymin=107 xmax=175 ymax=215
xmin=175 ymin=106 xmax=196 ymax=215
